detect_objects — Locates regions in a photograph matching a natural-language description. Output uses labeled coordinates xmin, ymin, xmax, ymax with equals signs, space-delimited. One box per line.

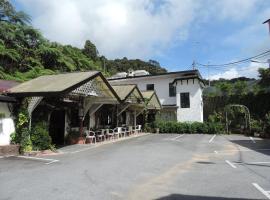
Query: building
xmin=5 ymin=71 xmax=160 ymax=146
xmin=109 ymin=70 xmax=205 ymax=122
xmin=0 ymin=80 xmax=19 ymax=145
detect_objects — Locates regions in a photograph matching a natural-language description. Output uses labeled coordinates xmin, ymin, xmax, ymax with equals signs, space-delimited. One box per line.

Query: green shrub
xmin=30 ymin=122 xmax=52 ymax=151
xmin=20 ymin=127 xmax=32 ymax=152
xmin=154 ymin=121 xmax=224 ymax=134
xmin=207 ymin=122 xmax=224 ymax=134
xmin=250 ymin=118 xmax=263 ymax=134
xmin=10 ymin=132 xmax=20 ymax=144
xmin=265 ymin=112 xmax=270 ymax=134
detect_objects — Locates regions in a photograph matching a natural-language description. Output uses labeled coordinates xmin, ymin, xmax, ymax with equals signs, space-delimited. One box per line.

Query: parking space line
xmin=235 ymin=161 xmax=270 ymax=165
xmin=209 ymin=135 xmax=216 ymax=143
xmin=45 ymin=160 xmax=59 ymax=165
xmin=17 ymin=156 xmax=59 ymax=164
xmin=171 ymin=134 xmax=185 ymax=141
xmin=252 ymin=183 xmax=270 ymax=199
xmin=249 ymin=137 xmax=256 ymax=143
xmin=226 ymin=160 xmax=237 ymax=169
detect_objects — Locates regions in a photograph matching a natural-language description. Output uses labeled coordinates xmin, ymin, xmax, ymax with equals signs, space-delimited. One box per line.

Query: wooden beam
xmin=117 ymin=103 xmax=130 ymax=116
xmin=89 ymin=104 xmax=103 ymax=116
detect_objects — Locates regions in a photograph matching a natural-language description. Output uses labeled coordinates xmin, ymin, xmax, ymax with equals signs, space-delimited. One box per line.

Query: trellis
xmin=225 ymin=104 xmax=251 ymax=134
xmin=28 ymin=97 xmax=43 ymax=130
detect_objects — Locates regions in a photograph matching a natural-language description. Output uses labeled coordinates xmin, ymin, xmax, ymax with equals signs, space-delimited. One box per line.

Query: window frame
xmin=169 ymin=83 xmax=176 ymax=97
xmin=180 ymin=92 xmax=190 ymax=108
xmin=146 ymin=84 xmax=154 ymax=91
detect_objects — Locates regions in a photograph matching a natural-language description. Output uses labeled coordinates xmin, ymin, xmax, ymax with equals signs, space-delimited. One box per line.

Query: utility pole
xmin=103 ymin=57 xmax=106 ymax=73
xmin=263 ymin=19 xmax=270 ymax=34
xmin=207 ymin=61 xmax=210 ymax=87
xmin=192 ymin=60 xmax=196 ymax=70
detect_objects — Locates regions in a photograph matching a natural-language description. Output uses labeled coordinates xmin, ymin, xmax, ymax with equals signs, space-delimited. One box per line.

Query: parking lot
xmin=1 ymin=134 xmax=270 ymax=200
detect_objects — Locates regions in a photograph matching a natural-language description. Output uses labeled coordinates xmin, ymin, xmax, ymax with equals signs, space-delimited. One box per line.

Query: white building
xmin=109 ymin=70 xmax=205 ymax=122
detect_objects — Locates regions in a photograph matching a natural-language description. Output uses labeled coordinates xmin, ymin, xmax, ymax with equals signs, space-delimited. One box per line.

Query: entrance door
xmin=49 ymin=110 xmax=65 ymax=146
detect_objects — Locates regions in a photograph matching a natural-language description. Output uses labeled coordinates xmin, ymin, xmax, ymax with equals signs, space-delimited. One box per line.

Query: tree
xmin=258 ymin=68 xmax=270 ymax=87
xmin=82 ymin=40 xmax=99 ymax=61
xmin=0 ymin=0 xmax=31 ymax=25
xmin=233 ymin=81 xmax=248 ymax=95
xmin=216 ymin=82 xmax=233 ymax=96
xmin=148 ymin=59 xmax=160 ymax=67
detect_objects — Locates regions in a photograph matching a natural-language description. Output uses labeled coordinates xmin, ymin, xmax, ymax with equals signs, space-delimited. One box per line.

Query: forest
xmin=0 ymin=0 xmax=166 ymax=82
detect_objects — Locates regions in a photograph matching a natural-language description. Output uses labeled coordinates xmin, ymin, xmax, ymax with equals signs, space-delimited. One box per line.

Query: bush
xmin=154 ymin=121 xmax=224 ymax=134
xmin=20 ymin=127 xmax=32 ymax=152
xmin=250 ymin=118 xmax=263 ymax=135
xmin=30 ymin=122 xmax=52 ymax=151
xmin=207 ymin=122 xmax=224 ymax=134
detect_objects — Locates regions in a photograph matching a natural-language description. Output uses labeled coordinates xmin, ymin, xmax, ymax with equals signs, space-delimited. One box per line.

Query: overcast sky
xmin=12 ymin=0 xmax=270 ymax=79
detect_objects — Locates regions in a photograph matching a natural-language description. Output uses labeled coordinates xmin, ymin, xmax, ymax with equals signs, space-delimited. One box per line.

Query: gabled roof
xmin=111 ymin=84 xmax=144 ymax=103
xmin=141 ymin=91 xmax=162 ymax=110
xmin=6 ymin=71 xmax=121 ymax=102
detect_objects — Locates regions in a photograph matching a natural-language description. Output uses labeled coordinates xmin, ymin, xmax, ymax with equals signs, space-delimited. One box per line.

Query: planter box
xmin=0 ymin=145 xmax=20 ymax=156
xmin=69 ymin=137 xmax=85 ymax=145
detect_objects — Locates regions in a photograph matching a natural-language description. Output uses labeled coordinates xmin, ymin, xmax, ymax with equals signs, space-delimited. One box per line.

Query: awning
xmin=141 ymin=91 xmax=162 ymax=110
xmin=6 ymin=71 xmax=121 ymax=102
xmin=111 ymin=84 xmax=144 ymax=103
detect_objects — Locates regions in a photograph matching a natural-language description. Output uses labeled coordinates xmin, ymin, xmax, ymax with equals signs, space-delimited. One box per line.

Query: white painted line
xmin=250 ymin=137 xmax=256 ymax=143
xmin=209 ymin=135 xmax=216 ymax=143
xmin=17 ymin=155 xmax=59 ymax=163
xmin=70 ymin=146 xmax=96 ymax=154
xmin=235 ymin=161 xmax=270 ymax=165
xmin=214 ymin=151 xmax=218 ymax=154
xmin=45 ymin=160 xmax=59 ymax=165
xmin=171 ymin=134 xmax=185 ymax=141
xmin=252 ymin=183 xmax=270 ymax=199
xmin=226 ymin=160 xmax=237 ymax=169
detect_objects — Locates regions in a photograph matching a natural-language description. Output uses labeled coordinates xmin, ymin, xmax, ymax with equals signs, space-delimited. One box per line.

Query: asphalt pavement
xmin=1 ymin=134 xmax=270 ymax=200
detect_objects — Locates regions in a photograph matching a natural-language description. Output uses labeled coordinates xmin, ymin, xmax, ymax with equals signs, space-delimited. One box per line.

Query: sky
xmin=12 ymin=0 xmax=270 ymax=80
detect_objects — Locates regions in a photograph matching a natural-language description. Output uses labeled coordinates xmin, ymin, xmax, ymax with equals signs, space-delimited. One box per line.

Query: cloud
xmin=210 ymin=61 xmax=269 ymax=80
xmin=17 ymin=0 xmax=267 ymax=60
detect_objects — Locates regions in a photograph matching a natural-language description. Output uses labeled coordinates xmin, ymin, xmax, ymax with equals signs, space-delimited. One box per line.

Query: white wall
xmin=110 ymin=74 xmax=179 ymax=105
xmin=176 ymin=79 xmax=203 ymax=122
xmin=110 ymin=74 xmax=204 ymax=122
xmin=0 ymin=103 xmax=15 ymax=145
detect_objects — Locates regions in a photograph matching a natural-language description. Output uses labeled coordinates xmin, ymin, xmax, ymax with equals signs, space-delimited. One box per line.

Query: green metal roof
xmin=7 ymin=71 xmax=121 ymax=102
xmin=9 ymin=71 xmax=99 ymax=94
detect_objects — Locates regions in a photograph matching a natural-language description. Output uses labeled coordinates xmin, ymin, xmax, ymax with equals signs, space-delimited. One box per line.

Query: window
xmin=180 ymin=92 xmax=190 ymax=108
xmin=146 ymin=84 xmax=154 ymax=91
xmin=169 ymin=83 xmax=176 ymax=97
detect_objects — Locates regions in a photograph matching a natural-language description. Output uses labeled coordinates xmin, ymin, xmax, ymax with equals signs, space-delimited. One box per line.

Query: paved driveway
xmin=1 ymin=134 xmax=270 ymax=200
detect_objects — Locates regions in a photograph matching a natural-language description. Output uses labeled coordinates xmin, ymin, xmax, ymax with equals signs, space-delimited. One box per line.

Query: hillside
xmin=0 ymin=0 xmax=166 ymax=82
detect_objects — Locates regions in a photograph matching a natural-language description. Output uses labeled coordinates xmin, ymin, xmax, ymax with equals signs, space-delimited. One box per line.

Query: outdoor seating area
xmin=84 ymin=125 xmax=143 ymax=144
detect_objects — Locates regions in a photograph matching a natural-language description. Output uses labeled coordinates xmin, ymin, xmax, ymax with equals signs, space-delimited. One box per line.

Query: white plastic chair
xmin=85 ymin=130 xmax=96 ymax=144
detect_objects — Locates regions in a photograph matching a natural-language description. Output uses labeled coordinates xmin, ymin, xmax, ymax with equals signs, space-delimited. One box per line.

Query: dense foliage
xmin=204 ymin=71 xmax=270 ymax=97
xmin=153 ymin=121 xmax=224 ymax=134
xmin=30 ymin=122 xmax=52 ymax=151
xmin=0 ymin=0 xmax=166 ymax=82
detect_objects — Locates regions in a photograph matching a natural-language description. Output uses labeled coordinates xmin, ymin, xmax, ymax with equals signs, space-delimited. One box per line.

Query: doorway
xmin=49 ymin=110 xmax=65 ymax=146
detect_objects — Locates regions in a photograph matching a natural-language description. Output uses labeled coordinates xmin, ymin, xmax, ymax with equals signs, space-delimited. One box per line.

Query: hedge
xmin=154 ymin=121 xmax=224 ymax=134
